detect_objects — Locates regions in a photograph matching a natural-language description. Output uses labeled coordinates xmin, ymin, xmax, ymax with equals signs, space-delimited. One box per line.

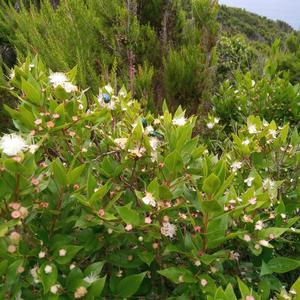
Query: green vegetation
xmin=0 ymin=1 xmax=300 ymax=299
xmin=218 ymin=5 xmax=294 ymax=44
xmin=0 ymin=0 xmax=219 ymax=111
xmin=1 ymin=56 xmax=300 ymax=299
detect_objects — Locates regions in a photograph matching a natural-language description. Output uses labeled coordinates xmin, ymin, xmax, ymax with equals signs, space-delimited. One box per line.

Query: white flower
xmin=243 ymin=234 xmax=251 ymax=242
xmin=9 ymin=70 xmax=15 ymax=80
xmin=268 ymin=129 xmax=277 ymax=139
xmin=251 ymin=80 xmax=255 ymax=87
xmin=263 ymin=178 xmax=275 ymax=189
xmin=0 ymin=134 xmax=27 ymax=156
xmin=128 ymin=147 xmax=146 ymax=158
xmin=242 ymin=139 xmax=250 ymax=146
xmin=145 ymin=126 xmax=154 ymax=134
xmin=49 ymin=72 xmax=68 ymax=88
xmin=70 ymin=263 xmax=76 ymax=270
xmin=50 ymin=284 xmax=60 ymax=294
xmin=248 ymin=197 xmax=257 ymax=205
xmin=231 ymin=161 xmax=242 ymax=172
xmin=255 ymin=220 xmax=264 ymax=231
xmin=74 ymin=286 xmax=87 ymax=298
xmin=149 ymin=137 xmax=159 ymax=150
xmin=59 ymin=249 xmax=67 ymax=257
xmin=194 ymin=260 xmax=201 ymax=266
xmin=207 ymin=122 xmax=214 ymax=129
xmin=172 ymin=117 xmax=186 ymax=126
xmin=151 ymin=151 xmax=158 ymax=162
xmin=84 ymin=272 xmax=99 ymax=284
xmin=214 ymin=117 xmax=220 ymax=124
xmin=44 ymin=265 xmax=52 ymax=274
xmin=114 ymin=138 xmax=128 ymax=149
xmin=244 ymin=177 xmax=254 ymax=187
xmin=142 ymin=192 xmax=156 ymax=207
xmin=28 ymin=144 xmax=39 ymax=154
xmin=38 ymin=251 xmax=46 ymax=258
xmin=160 ymin=222 xmax=177 ymax=238
xmin=61 ymin=81 xmax=78 ymax=93
xmin=259 ymin=240 xmax=270 ymax=247
xmin=248 ymin=124 xmax=258 ymax=134
xmin=30 ymin=266 xmax=39 ymax=283
xmin=200 ymin=279 xmax=208 ymax=287
xmin=104 ymin=84 xmax=113 ymax=94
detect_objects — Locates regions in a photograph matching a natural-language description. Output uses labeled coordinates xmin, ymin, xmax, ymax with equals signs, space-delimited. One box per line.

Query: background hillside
xmin=218 ymin=5 xmax=294 ymax=44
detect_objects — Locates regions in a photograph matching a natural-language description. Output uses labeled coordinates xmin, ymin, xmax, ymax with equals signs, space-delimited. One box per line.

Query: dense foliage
xmin=0 ymin=1 xmax=299 ymax=299
xmin=0 ymin=56 xmax=300 ymax=300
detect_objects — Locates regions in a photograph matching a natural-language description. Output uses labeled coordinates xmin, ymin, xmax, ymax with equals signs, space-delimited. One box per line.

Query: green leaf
xmin=0 ymin=260 xmax=8 ymax=277
xmin=116 ymin=203 xmax=141 ymax=226
xmin=237 ymin=278 xmax=251 ymax=299
xmin=5 ymin=259 xmax=23 ymax=287
xmin=0 ymin=223 xmax=8 ymax=237
xmin=89 ymin=181 xmax=111 ymax=207
xmin=164 ymin=151 xmax=184 ymax=177
xmin=158 ymin=267 xmax=197 ymax=284
xmin=68 ymin=164 xmax=85 ymax=185
xmin=290 ymin=277 xmax=300 ymax=297
xmin=52 ymin=159 xmax=68 ymax=186
xmin=66 ymin=268 xmax=84 ymax=291
xmin=224 ymin=284 xmax=237 ymax=300
xmin=21 ymin=78 xmax=41 ymax=105
xmin=203 ymin=173 xmax=221 ymax=195
xmin=84 ymin=262 xmax=105 ymax=276
xmin=266 ymin=257 xmax=300 ymax=274
xmin=39 ymin=263 xmax=58 ymax=293
xmin=117 ymin=272 xmax=146 ymax=298
xmin=138 ymin=251 xmax=154 ymax=266
xmin=86 ymin=276 xmax=106 ymax=299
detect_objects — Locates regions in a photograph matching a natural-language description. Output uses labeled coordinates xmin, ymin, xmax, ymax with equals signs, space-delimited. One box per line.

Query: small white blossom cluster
xmin=207 ymin=117 xmax=220 ymax=129
xmin=142 ymin=192 xmax=156 ymax=207
xmin=49 ymin=72 xmax=78 ymax=93
xmin=160 ymin=222 xmax=177 ymax=238
xmin=0 ymin=134 xmax=27 ymax=156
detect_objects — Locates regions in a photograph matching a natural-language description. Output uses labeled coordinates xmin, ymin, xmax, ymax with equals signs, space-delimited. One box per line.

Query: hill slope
xmin=218 ymin=5 xmax=295 ymax=44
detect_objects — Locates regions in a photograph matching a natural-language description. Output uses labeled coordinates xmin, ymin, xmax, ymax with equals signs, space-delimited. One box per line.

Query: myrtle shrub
xmin=0 ymin=57 xmax=300 ymax=299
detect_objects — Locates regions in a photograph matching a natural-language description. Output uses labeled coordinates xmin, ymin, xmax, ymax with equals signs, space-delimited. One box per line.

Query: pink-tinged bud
xmin=125 ymin=224 xmax=133 ymax=231
xmin=47 ymin=121 xmax=55 ymax=128
xmin=144 ymin=217 xmax=152 ymax=224
xmin=7 ymin=244 xmax=16 ymax=253
xmin=34 ymin=119 xmax=42 ymax=125
xmin=98 ymin=209 xmax=105 ymax=217
xmin=152 ymin=242 xmax=159 ymax=249
xmin=10 ymin=202 xmax=21 ymax=210
xmin=52 ymin=114 xmax=60 ymax=119
xmin=19 ymin=207 xmax=29 ymax=218
xmin=200 ymin=279 xmax=208 ymax=287
xmin=11 ymin=210 xmax=21 ymax=219
xmin=31 ymin=178 xmax=39 ymax=186
xmin=194 ymin=226 xmax=201 ymax=233
xmin=9 ymin=231 xmax=21 ymax=243
xmin=73 ymin=184 xmax=80 ymax=190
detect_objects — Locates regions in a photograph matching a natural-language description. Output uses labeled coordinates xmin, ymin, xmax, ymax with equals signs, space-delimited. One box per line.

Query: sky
xmin=219 ymin=0 xmax=300 ymax=30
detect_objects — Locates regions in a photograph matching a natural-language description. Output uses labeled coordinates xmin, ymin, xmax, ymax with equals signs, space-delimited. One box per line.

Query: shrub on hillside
xmin=0 ymin=57 xmax=300 ymax=299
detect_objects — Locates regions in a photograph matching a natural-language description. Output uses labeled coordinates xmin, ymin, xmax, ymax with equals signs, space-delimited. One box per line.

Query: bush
xmin=213 ymin=64 xmax=300 ymax=128
xmin=0 ymin=56 xmax=299 ymax=299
